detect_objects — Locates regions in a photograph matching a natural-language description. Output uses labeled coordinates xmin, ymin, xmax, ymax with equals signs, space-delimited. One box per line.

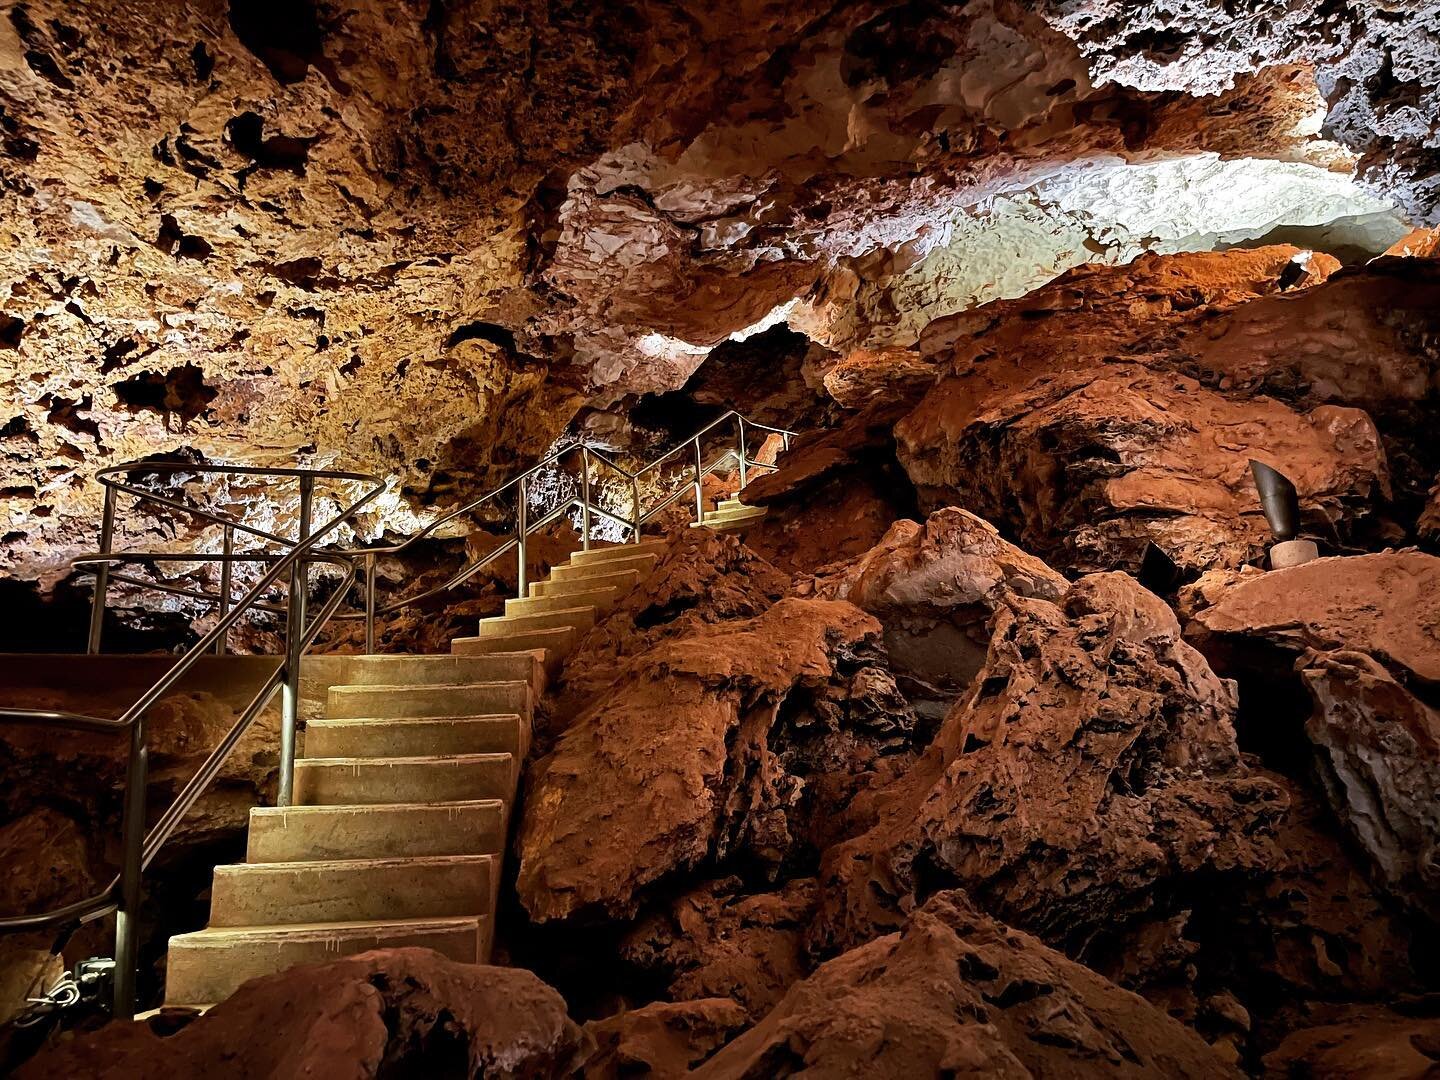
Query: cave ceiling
xmin=0 ymin=0 xmax=1434 ymax=585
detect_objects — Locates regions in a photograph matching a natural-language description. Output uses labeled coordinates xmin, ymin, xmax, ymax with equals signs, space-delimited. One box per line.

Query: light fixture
xmin=1249 ymin=460 xmax=1319 ymax=569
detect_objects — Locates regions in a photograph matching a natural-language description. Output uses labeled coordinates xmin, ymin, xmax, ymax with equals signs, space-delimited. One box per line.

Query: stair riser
xmin=326 ymin=682 xmax=529 ymax=720
xmin=294 ymin=757 xmax=514 ymax=806
xmin=567 ymin=541 xmax=668 ymax=567
xmin=477 ymin=607 xmax=596 ymax=638
xmin=210 ymin=858 xmax=493 ymax=927
xmin=247 ymin=802 xmax=505 ymax=863
xmin=452 ymin=632 xmax=574 ymax=678
xmin=165 ymin=920 xmax=489 ymax=1006
xmin=506 ymin=588 xmax=617 ymax=617
xmin=547 ymin=557 xmax=655 ymax=583
xmin=304 ymin=653 xmax=540 ymax=689
xmin=531 ymin=568 xmax=642 ymax=598
xmin=305 ymin=717 xmax=522 ymax=759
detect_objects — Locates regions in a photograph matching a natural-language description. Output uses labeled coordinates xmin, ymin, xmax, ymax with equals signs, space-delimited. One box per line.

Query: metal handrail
xmin=0 ymin=462 xmax=382 ymax=1019
xmin=337 ymin=410 xmax=795 ymax=648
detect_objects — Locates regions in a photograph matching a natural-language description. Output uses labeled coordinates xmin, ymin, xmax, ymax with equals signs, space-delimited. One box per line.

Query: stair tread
xmin=330 ymin=680 xmax=529 ymax=692
xmin=297 ymin=752 xmax=513 ymax=766
xmin=170 ymin=915 xmax=484 ymax=941
xmin=251 ymin=797 xmax=505 ymax=816
xmin=307 ymin=714 xmax=521 ymax=726
xmin=218 ymin=854 xmax=493 ymax=874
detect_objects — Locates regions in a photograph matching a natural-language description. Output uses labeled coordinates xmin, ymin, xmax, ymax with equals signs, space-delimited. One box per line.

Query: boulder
xmin=1262 ymin=1004 xmax=1440 ymax=1079
xmin=896 ymin=363 xmax=1390 ymax=575
xmin=582 ymin=998 xmax=749 ymax=1079
xmin=16 ymin=948 xmax=583 ymax=1079
xmin=804 ymin=507 xmax=1068 ymax=713
xmin=552 ymin=530 xmax=789 ymax=729
xmin=620 ymin=878 xmax=817 ymax=1016
xmin=812 ymin=571 xmax=1273 ymax=957
xmin=1186 ymin=551 xmax=1440 ymax=916
xmin=691 ymin=891 xmax=1240 ymax=1079
xmin=517 ymin=599 xmax=916 ymax=922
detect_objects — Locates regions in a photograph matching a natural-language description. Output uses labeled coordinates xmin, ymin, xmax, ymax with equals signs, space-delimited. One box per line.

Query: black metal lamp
xmin=1249 ymin=460 xmax=1318 ymax=568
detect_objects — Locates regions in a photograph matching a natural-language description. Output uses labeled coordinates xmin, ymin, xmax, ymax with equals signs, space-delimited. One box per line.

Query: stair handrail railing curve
xmin=336 ymin=409 xmax=796 ymax=651
xmin=0 ymin=461 xmax=384 ymax=1019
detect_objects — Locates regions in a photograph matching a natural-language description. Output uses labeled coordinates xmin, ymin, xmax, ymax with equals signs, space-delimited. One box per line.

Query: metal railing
xmin=0 ymin=463 xmax=383 ymax=1018
xmin=0 ymin=409 xmax=794 ymax=1018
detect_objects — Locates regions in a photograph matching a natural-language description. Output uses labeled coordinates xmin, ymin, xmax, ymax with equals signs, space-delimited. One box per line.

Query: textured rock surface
xmin=582 ymin=998 xmax=750 ymax=1079
xmin=517 ymin=598 xmax=915 ymax=922
xmin=804 ymin=507 xmax=1068 ymax=712
xmin=16 ymin=948 xmax=584 ymax=1079
xmin=1262 ymin=1004 xmax=1440 ymax=1080
xmin=1186 ymin=551 xmax=1440 ymax=916
xmin=814 ymin=571 xmax=1267 ymax=954
xmin=693 ymin=891 xmax=1240 ymax=1079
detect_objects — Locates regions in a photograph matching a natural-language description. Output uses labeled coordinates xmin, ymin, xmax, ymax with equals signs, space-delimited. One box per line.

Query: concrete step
xmin=506 ymin=586 xmax=619 ymax=618
xmin=304 ymin=652 xmax=542 ymax=690
xmin=293 ymin=754 xmax=514 ymax=805
xmin=549 ymin=554 xmax=657 ymax=583
xmin=165 ymin=916 xmax=489 ymax=1005
xmin=567 ymin=539 xmax=668 ymax=567
xmin=304 ymin=715 xmax=523 ymax=759
xmin=452 ymin=626 xmax=577 ymax=678
xmin=209 ymin=855 xmax=494 ymax=927
xmin=531 ymin=566 xmax=642 ymax=599
xmin=325 ymin=681 xmax=530 ymax=720
xmin=247 ymin=800 xmax=505 ymax=863
xmin=476 ymin=605 xmax=596 ymax=638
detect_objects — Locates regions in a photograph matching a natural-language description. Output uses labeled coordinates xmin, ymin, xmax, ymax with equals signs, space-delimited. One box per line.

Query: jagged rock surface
xmin=1186 ymin=551 xmax=1440 ymax=917
xmin=517 ymin=598 xmax=916 ymax=923
xmin=692 ymin=891 xmax=1240 ymax=1079
xmin=581 ymin=998 xmax=750 ymax=1079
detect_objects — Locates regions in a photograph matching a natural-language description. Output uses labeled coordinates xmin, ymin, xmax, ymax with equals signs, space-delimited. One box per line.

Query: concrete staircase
xmin=163 ymin=652 xmax=540 ymax=1006
xmin=163 ymin=543 xmax=667 ymax=1006
xmin=701 ymin=495 xmax=767 ymax=533
xmin=451 ymin=539 xmax=667 ymax=675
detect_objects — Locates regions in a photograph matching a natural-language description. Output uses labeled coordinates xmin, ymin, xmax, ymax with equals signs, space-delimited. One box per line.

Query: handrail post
xmin=736 ymin=415 xmax=748 ymax=490
xmin=579 ymin=446 xmax=593 ymax=552
xmin=87 ymin=484 xmax=118 ymax=654
xmin=364 ymin=551 xmax=377 ymax=654
xmin=277 ymin=475 xmax=313 ymax=808
xmin=214 ymin=525 xmax=233 ymax=656
xmin=112 ymin=717 xmax=147 ymax=1019
xmin=692 ymin=437 xmax=704 ymax=525
xmin=516 ymin=475 xmax=529 ymax=599
xmin=631 ymin=476 xmax=642 ymax=544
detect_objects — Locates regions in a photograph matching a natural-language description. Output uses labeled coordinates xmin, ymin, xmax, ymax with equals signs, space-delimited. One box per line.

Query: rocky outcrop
xmin=551 ymin=530 xmax=790 ymax=729
xmin=1262 ymin=1004 xmax=1440 ymax=1080
xmin=813 ymin=571 xmax=1268 ymax=955
xmin=1186 ymin=551 xmax=1440 ymax=917
xmin=582 ymin=998 xmax=749 ymax=1079
xmin=517 ymin=599 xmax=915 ymax=923
xmin=897 ymin=363 xmax=1390 ymax=575
xmin=16 ymin=948 xmax=584 ymax=1079
xmin=620 ymin=878 xmax=818 ymax=1016
xmin=692 ymin=891 xmax=1240 ymax=1079
xmin=803 ymin=507 xmax=1068 ymax=715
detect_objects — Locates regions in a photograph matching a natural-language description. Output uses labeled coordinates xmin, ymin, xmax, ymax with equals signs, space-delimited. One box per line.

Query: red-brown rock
xmin=1263 ymin=1004 xmax=1440 ymax=1079
xmin=16 ymin=948 xmax=583 ymax=1079
xmin=1186 ymin=551 xmax=1440 ymax=917
xmin=582 ymin=998 xmax=749 ymax=1079
xmin=692 ymin=891 xmax=1240 ymax=1079
xmin=517 ymin=599 xmax=915 ymax=923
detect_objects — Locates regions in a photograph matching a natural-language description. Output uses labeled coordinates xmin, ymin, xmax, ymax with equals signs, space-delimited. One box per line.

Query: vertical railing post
xmin=516 ymin=475 xmax=529 ymax=599
xmin=364 ymin=551 xmax=377 ymax=654
xmin=579 ymin=446 xmax=593 ymax=552
xmin=631 ymin=475 xmax=642 ymax=544
xmin=112 ymin=717 xmax=147 ymax=1019
xmin=214 ymin=525 xmax=233 ymax=656
xmin=277 ymin=475 xmax=313 ymax=808
xmin=87 ymin=484 xmax=118 ymax=654
xmin=782 ymin=431 xmax=791 ymax=453
xmin=692 ymin=437 xmax=704 ymax=525
xmin=736 ymin=415 xmax=748 ymax=490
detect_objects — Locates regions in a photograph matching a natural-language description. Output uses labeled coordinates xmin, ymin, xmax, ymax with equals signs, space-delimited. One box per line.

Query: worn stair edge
xmin=164 ymin=916 xmax=490 ymax=1006
xmin=476 ymin=605 xmax=597 ymax=638
xmin=531 ymin=567 xmax=643 ymax=599
xmin=293 ymin=753 xmax=516 ymax=805
xmin=304 ymin=714 xmax=524 ymax=759
xmin=547 ymin=555 xmax=656 ymax=583
xmin=325 ymin=680 xmax=531 ymax=720
xmin=567 ymin=539 xmax=669 ymax=566
xmin=246 ymin=800 xmax=506 ymax=863
xmin=210 ymin=854 xmax=495 ymax=927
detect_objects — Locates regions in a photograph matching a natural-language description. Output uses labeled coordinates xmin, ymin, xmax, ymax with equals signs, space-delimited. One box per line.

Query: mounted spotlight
xmin=1249 ymin=460 xmax=1318 ymax=569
